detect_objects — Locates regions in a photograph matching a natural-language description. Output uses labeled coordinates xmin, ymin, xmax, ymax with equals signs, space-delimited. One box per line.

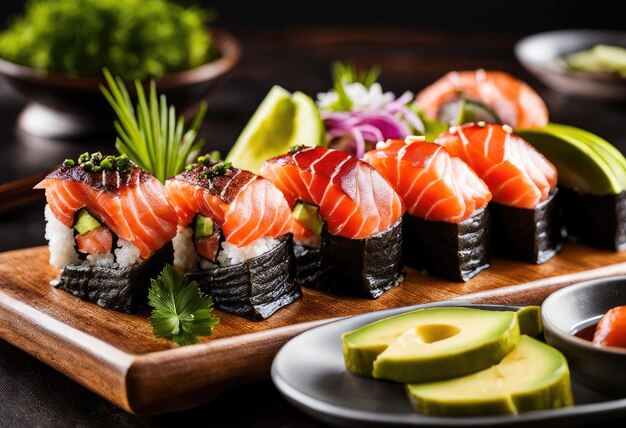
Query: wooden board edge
xmin=458 ymin=261 xmax=626 ymax=305
xmin=124 ymin=319 xmax=336 ymax=415
xmin=0 ymin=289 xmax=137 ymax=412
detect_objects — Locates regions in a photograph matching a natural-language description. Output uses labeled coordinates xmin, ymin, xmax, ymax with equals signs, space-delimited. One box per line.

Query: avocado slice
xmin=406 ymin=335 xmax=573 ymax=416
xmin=517 ymin=127 xmax=621 ymax=195
xmin=74 ymin=208 xmax=101 ymax=235
xmin=547 ymin=123 xmax=626 ymax=189
xmin=342 ymin=307 xmax=520 ymax=383
xmin=516 ymin=306 xmax=543 ymax=337
xmin=292 ymin=201 xmax=324 ymax=236
xmin=225 ymin=86 xmax=324 ymax=174
xmin=194 ymin=215 xmax=214 ymax=239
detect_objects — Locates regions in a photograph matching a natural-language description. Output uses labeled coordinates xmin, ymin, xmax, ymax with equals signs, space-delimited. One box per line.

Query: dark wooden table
xmin=1 ymin=27 xmax=626 ymax=427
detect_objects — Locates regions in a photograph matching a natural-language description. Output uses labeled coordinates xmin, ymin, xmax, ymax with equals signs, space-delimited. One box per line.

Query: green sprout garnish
xmin=329 ymin=61 xmax=380 ymax=111
xmin=196 ymin=161 xmax=233 ymax=180
xmin=148 ymin=264 xmax=219 ymax=346
xmin=289 ymin=144 xmax=304 ymax=154
xmin=100 ymin=68 xmax=207 ymax=183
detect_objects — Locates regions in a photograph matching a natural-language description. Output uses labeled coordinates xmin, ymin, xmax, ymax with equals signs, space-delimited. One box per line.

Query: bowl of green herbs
xmin=0 ymin=0 xmax=241 ymax=138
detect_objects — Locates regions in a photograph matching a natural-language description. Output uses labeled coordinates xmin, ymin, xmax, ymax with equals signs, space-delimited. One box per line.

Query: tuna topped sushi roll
xmin=34 ymin=153 xmax=177 ymax=313
xmin=166 ymin=158 xmax=301 ymax=320
xmin=364 ymin=138 xmax=492 ymax=281
xmin=261 ymin=146 xmax=405 ymax=298
xmin=436 ymin=123 xmax=561 ymax=264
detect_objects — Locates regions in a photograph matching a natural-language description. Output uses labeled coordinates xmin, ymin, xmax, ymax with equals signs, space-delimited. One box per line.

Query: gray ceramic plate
xmin=515 ymin=30 xmax=626 ymax=100
xmin=272 ymin=301 xmax=626 ymax=427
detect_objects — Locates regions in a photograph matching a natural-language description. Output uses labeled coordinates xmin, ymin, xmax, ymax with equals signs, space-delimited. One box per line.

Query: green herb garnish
xmin=64 ymin=151 xmax=133 ymax=173
xmin=148 ymin=264 xmax=219 ymax=346
xmin=0 ymin=0 xmax=216 ymax=80
xmin=196 ymin=161 xmax=233 ymax=180
xmin=101 ymin=68 xmax=207 ymax=183
xmin=330 ymin=61 xmax=381 ymax=111
xmin=289 ymin=144 xmax=304 ymax=154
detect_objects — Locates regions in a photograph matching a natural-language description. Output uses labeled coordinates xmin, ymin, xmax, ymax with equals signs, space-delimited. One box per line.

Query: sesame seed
xmin=502 ymin=124 xmax=513 ymax=134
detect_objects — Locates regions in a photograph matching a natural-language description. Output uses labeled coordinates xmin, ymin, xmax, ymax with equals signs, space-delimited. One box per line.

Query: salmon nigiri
xmin=364 ymin=138 xmax=491 ymax=223
xmin=364 ymin=138 xmax=492 ymax=281
xmin=261 ymin=146 xmax=405 ymax=298
xmin=436 ymin=123 xmax=561 ymax=264
xmin=435 ymin=123 xmax=557 ymax=209
xmin=416 ymin=70 xmax=548 ymax=129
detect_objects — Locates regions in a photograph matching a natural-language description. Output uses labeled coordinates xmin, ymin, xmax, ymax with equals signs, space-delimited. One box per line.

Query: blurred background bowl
xmin=0 ymin=28 xmax=241 ymax=139
xmin=515 ymin=30 xmax=626 ymax=101
xmin=542 ymin=276 xmax=626 ymax=397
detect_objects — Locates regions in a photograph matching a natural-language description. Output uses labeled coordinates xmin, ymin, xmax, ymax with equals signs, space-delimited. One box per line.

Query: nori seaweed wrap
xmin=403 ymin=208 xmax=491 ymax=281
xmin=187 ymin=235 xmax=300 ymax=320
xmin=295 ymin=220 xmax=404 ymax=298
xmin=35 ymin=155 xmax=178 ymax=313
xmin=559 ymin=188 xmax=626 ymax=251
xmin=55 ymin=243 xmax=173 ymax=313
xmin=490 ymin=190 xmax=562 ymax=263
xmin=166 ymin=161 xmax=302 ymax=320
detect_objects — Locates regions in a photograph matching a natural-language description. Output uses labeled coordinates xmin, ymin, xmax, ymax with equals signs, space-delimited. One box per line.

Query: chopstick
xmin=0 ymin=172 xmax=48 ymax=214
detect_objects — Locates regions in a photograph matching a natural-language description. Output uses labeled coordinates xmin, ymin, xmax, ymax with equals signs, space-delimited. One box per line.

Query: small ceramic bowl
xmin=542 ymin=276 xmax=626 ymax=397
xmin=0 ymin=28 xmax=241 ymax=138
xmin=515 ymin=30 xmax=626 ymax=101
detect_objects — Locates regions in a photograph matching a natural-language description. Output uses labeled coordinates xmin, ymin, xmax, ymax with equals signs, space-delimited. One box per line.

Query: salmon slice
xmin=261 ymin=147 xmax=405 ymax=239
xmin=435 ymin=123 xmax=557 ymax=209
xmin=75 ymin=226 xmax=113 ymax=254
xmin=35 ymin=166 xmax=178 ymax=259
xmin=364 ymin=139 xmax=491 ymax=223
xmin=415 ymin=70 xmax=549 ymax=129
xmin=166 ymin=165 xmax=294 ymax=247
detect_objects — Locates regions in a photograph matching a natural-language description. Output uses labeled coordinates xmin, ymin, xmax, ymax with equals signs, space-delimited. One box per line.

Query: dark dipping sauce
xmin=574 ymin=323 xmax=598 ymax=342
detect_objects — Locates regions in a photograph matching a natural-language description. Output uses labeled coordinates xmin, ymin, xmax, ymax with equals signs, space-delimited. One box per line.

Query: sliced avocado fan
xmin=517 ymin=125 xmax=623 ymax=195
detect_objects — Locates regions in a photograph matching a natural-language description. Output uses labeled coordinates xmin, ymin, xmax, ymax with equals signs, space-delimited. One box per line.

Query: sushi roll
xmin=436 ymin=123 xmax=561 ymax=264
xmin=165 ymin=159 xmax=301 ymax=320
xmin=364 ymin=138 xmax=492 ymax=281
xmin=261 ymin=146 xmax=405 ymax=298
xmin=415 ymin=69 xmax=549 ymax=129
xmin=34 ymin=153 xmax=177 ymax=313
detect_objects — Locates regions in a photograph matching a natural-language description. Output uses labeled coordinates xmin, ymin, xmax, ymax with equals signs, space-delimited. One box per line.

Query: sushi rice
xmin=45 ymin=204 xmax=142 ymax=270
xmin=172 ymin=225 xmax=281 ymax=271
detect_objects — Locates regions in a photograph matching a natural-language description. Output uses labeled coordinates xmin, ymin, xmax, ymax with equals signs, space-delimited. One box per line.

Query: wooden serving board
xmin=2 ymin=244 xmax=626 ymax=415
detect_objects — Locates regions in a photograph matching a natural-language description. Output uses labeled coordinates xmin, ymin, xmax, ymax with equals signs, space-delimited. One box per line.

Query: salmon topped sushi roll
xmin=435 ymin=123 xmax=562 ymax=263
xmin=165 ymin=157 xmax=301 ymax=320
xmin=261 ymin=146 xmax=405 ymax=298
xmin=34 ymin=152 xmax=177 ymax=312
xmin=364 ymin=137 xmax=492 ymax=281
xmin=416 ymin=69 xmax=549 ymax=129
